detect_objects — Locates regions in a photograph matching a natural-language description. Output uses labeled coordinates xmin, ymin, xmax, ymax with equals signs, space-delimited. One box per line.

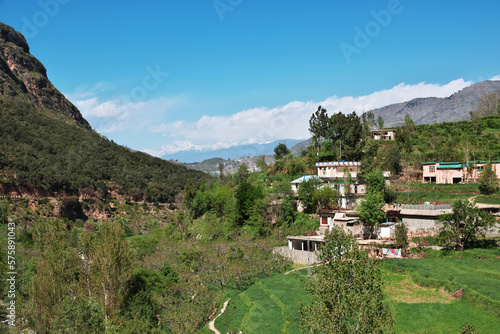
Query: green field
xmin=211 ymin=269 xmax=311 ymax=333
xmin=206 ymin=250 xmax=500 ymax=334
xmin=394 ymin=182 xmax=480 ymax=204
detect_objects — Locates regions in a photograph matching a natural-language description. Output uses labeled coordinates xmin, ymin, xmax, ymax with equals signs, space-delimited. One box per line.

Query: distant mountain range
xmin=163 ymin=139 xmax=304 ymax=163
xmin=168 ymin=80 xmax=500 ymax=167
xmin=370 ymin=80 xmax=500 ymax=127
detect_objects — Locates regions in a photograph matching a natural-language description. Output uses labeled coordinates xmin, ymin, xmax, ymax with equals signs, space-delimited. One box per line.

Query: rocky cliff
xmin=0 ymin=22 xmax=90 ymax=128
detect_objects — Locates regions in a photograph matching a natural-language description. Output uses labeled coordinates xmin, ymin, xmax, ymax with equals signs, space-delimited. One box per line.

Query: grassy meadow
xmin=205 ymin=249 xmax=500 ymax=334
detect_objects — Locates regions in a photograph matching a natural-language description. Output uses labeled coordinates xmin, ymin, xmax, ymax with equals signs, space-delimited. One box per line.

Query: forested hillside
xmin=0 ymin=99 xmax=209 ymax=202
xmin=0 ymin=22 xmax=209 ymax=202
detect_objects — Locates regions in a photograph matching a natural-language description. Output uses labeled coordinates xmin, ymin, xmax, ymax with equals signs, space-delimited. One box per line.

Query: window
xmin=429 ymin=166 xmax=435 ymax=173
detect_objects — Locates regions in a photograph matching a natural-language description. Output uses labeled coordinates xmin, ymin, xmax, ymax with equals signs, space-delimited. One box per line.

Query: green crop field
xmin=206 ymin=250 xmax=500 ymax=334
xmin=211 ymin=269 xmax=311 ymax=333
xmin=394 ymin=182 xmax=480 ymax=204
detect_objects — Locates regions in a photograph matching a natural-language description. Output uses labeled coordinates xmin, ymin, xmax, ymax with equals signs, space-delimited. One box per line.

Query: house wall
xmin=316 ymin=162 xmax=360 ymax=179
xmin=423 ymin=162 xmax=500 ymax=184
xmin=436 ymin=169 xmax=463 ymax=184
xmin=402 ymin=217 xmax=442 ymax=232
xmin=273 ymin=246 xmax=320 ymax=264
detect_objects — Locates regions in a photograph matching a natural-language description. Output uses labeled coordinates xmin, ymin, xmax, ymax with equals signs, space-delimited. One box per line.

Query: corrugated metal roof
xmin=290 ymin=175 xmax=320 ymax=184
xmin=437 ymin=164 xmax=462 ymax=169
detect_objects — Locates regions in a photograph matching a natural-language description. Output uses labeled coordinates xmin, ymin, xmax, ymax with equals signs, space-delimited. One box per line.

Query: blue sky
xmin=1 ymin=0 xmax=499 ymax=159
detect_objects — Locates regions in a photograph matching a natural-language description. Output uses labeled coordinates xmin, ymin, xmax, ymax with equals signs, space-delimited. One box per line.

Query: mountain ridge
xmin=0 ymin=22 xmax=209 ymax=202
xmin=0 ymin=22 xmax=90 ymax=128
xmin=370 ymin=80 xmax=500 ymax=127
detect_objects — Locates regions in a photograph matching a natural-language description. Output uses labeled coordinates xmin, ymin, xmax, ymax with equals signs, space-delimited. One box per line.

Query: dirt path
xmin=284 ymin=264 xmax=322 ymax=275
xmin=284 ymin=266 xmax=306 ymax=275
xmin=208 ymin=266 xmax=317 ymax=332
xmin=208 ymin=298 xmax=231 ymax=334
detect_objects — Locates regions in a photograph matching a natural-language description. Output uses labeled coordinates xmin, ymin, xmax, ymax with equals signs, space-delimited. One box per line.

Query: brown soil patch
xmin=385 ymin=273 xmax=455 ymax=304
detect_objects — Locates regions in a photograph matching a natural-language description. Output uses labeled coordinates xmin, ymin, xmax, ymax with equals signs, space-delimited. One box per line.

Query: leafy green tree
xmin=298 ymin=177 xmax=322 ymax=213
xmin=256 ymin=155 xmax=267 ymax=172
xmin=52 ymin=295 xmax=105 ymax=333
xmin=30 ymin=218 xmax=80 ymax=332
xmin=218 ymin=162 xmax=225 ymax=178
xmin=394 ymin=223 xmax=409 ymax=249
xmin=319 ymin=140 xmax=336 ymax=161
xmin=274 ymin=143 xmax=290 ymax=160
xmin=82 ymin=221 xmax=134 ymax=330
xmin=361 ymin=111 xmax=375 ymax=134
xmin=235 ymin=180 xmax=264 ymax=224
xmin=330 ymin=111 xmax=363 ymax=161
xmin=237 ymin=163 xmax=249 ymax=182
xmin=377 ymin=115 xmax=385 ymax=129
xmin=386 ymin=145 xmax=402 ymax=176
xmin=478 ymin=162 xmax=499 ymax=195
xmin=300 ymin=226 xmax=394 ymax=333
xmin=364 ymin=170 xmax=386 ymax=193
xmin=438 ymin=199 xmax=496 ymax=251
xmin=246 ymin=196 xmax=272 ymax=236
xmin=309 ymin=105 xmax=331 ymax=152
xmin=357 ymin=191 xmax=386 ymax=239
xmin=277 ymin=195 xmax=296 ymax=226
xmin=0 ymin=199 xmax=8 ymax=224
xmin=314 ymin=185 xmax=338 ymax=210
xmin=122 ymin=264 xmax=178 ymax=326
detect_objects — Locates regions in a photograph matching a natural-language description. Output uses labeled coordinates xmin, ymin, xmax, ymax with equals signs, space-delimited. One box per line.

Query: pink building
xmin=422 ymin=161 xmax=500 ymax=184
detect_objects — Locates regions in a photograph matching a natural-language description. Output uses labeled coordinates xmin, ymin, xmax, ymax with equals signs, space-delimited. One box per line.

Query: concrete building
xmin=422 ymin=161 xmax=500 ymax=184
xmin=371 ymin=129 xmax=395 ymax=140
xmin=290 ymin=175 xmax=321 ymax=194
xmin=384 ymin=203 xmax=452 ymax=233
xmin=316 ymin=161 xmax=360 ymax=182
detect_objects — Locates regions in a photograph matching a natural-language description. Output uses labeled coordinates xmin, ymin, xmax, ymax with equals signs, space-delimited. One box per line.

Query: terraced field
xmin=212 ymin=269 xmax=310 ymax=333
xmin=206 ymin=250 xmax=500 ymax=334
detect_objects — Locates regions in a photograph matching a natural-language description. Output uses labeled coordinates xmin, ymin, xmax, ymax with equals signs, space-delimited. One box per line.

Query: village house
xmin=370 ymin=129 xmax=395 ymax=140
xmin=290 ymin=175 xmax=321 ymax=194
xmin=316 ymin=161 xmax=366 ymax=209
xmin=422 ymin=161 xmax=500 ymax=184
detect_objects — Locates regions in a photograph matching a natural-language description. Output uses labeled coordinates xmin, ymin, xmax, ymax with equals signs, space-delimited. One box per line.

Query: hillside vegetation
xmin=0 ymin=99 xmax=209 ymax=202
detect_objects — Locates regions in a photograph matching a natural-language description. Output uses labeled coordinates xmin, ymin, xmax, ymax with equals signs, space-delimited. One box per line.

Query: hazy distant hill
xmin=183 ymin=155 xmax=275 ymax=176
xmin=370 ymin=80 xmax=500 ymax=127
xmin=162 ymin=139 xmax=303 ymax=163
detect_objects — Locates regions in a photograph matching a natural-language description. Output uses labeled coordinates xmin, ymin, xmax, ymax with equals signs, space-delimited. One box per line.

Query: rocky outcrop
xmin=0 ymin=22 xmax=90 ymax=128
xmin=369 ymin=80 xmax=500 ymax=127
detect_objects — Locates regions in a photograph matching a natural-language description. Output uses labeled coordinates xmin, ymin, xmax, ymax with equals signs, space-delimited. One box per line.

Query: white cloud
xmin=66 ymin=94 xmax=185 ymax=133
xmin=68 ymin=78 xmax=477 ymax=156
xmin=146 ymin=79 xmax=472 ymax=154
xmin=490 ymin=75 xmax=500 ymax=81
xmin=143 ymin=140 xmax=236 ymax=157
